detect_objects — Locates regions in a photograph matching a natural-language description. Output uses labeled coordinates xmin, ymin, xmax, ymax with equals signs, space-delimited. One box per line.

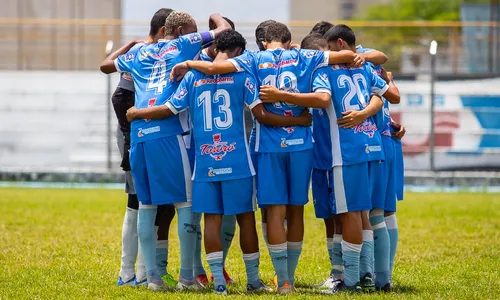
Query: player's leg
xmin=220 ymin=215 xmax=236 ymax=284
xmin=332 ymin=215 xmax=344 ymax=281
xmin=192 ymin=212 xmax=208 ymax=287
xmin=384 ymin=212 xmax=398 ymax=286
xmin=257 ymin=152 xmax=290 ymax=293
xmin=360 ymin=211 xmax=375 ymax=292
xmin=287 ymin=149 xmax=313 ymax=288
xmin=155 ymin=205 xmax=177 ymax=287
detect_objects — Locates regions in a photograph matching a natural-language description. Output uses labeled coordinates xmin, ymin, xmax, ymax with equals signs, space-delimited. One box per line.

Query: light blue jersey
xmin=229 ymin=48 xmax=330 ymax=153
xmin=200 ymin=49 xmax=213 ymax=62
xmin=166 ymin=69 xmax=260 ymax=182
xmin=115 ymin=31 xmax=215 ymax=144
xmin=312 ymin=64 xmax=389 ymax=166
xmin=312 ymin=106 xmax=334 ymax=170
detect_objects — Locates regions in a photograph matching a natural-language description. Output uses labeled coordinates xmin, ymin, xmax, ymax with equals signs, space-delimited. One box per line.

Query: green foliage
xmin=1 ymin=188 xmax=499 ymax=299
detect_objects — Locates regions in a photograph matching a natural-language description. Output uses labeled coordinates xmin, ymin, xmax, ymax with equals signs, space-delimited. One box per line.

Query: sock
xmin=342 ymin=241 xmax=362 ymax=287
xmin=268 ymin=242 xmax=289 ymax=287
xmin=326 ymin=238 xmax=334 ymax=276
xmin=370 ymin=210 xmax=391 ymax=287
xmin=207 ymin=251 xmax=225 ymax=290
xmin=119 ymin=207 xmax=138 ymax=282
xmin=360 ymin=230 xmax=374 ymax=277
xmin=261 ymin=223 xmax=268 ymax=245
xmin=192 ymin=212 xmax=206 ymax=277
xmin=221 ymin=215 xmax=236 ymax=264
xmin=155 ymin=240 xmax=168 ymax=277
xmin=176 ymin=206 xmax=196 ymax=282
xmin=243 ymin=252 xmax=261 ymax=287
xmin=287 ymin=241 xmax=303 ymax=286
xmin=136 ymin=240 xmax=146 ymax=281
xmin=138 ymin=206 xmax=161 ymax=282
xmin=332 ymin=234 xmax=343 ymax=280
xmin=385 ymin=214 xmax=399 ymax=283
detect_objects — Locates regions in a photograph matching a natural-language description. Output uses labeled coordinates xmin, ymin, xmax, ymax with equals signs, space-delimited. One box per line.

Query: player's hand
xmin=298 ymin=109 xmax=313 ymax=126
xmin=349 ymin=53 xmax=365 ymax=68
xmin=170 ymin=62 xmax=190 ymax=82
xmin=126 ymin=106 xmax=138 ymax=122
xmin=290 ymin=41 xmax=300 ymax=49
xmin=381 ymin=68 xmax=393 ymax=83
xmin=337 ymin=110 xmax=367 ymax=128
xmin=259 ymin=85 xmax=283 ymax=103
xmin=392 ymin=122 xmax=406 ymax=140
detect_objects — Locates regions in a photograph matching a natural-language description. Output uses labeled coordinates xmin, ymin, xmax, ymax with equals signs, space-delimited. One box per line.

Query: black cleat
xmin=376 ymin=282 xmax=393 ymax=292
xmin=360 ymin=273 xmax=375 ymax=293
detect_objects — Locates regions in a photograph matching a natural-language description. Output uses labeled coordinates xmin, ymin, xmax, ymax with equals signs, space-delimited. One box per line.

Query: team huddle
xmin=100 ymin=8 xmax=406 ymax=295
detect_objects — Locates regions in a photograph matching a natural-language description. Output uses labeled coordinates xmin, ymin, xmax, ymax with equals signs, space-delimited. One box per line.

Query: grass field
xmin=0 ymin=188 xmax=499 ymax=299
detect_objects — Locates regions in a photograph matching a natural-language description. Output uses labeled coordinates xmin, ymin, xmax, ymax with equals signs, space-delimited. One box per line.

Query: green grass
xmin=0 ymin=188 xmax=499 ymax=299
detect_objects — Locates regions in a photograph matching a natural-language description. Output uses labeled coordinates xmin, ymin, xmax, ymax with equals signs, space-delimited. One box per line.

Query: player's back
xmin=312 ymin=64 xmax=384 ymax=166
xmin=175 ymin=70 xmax=258 ymax=182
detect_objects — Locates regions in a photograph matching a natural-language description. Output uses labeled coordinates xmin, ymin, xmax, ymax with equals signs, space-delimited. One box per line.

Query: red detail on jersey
xmin=200 ymin=133 xmax=236 ymax=161
xmin=354 ymin=120 xmax=377 ymax=138
xmin=145 ymin=98 xmax=156 ymax=122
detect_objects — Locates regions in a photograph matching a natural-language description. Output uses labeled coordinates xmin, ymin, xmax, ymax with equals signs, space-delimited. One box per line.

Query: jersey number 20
xmin=197 ymin=89 xmax=233 ymax=131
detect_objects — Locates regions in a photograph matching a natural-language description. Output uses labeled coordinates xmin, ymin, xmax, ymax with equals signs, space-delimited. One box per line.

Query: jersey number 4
xmin=197 ymin=89 xmax=233 ymax=131
xmin=147 ymin=61 xmax=167 ymax=95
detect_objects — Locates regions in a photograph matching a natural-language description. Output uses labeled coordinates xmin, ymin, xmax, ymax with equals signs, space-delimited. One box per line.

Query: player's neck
xmin=214 ymin=53 xmax=230 ymax=63
xmin=266 ymin=41 xmax=285 ymax=50
xmin=206 ymin=47 xmax=217 ymax=60
xmin=164 ymin=34 xmax=177 ymax=41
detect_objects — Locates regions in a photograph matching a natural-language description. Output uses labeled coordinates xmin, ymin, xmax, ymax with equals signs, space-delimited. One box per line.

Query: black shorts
xmin=112 ymin=87 xmax=134 ymax=134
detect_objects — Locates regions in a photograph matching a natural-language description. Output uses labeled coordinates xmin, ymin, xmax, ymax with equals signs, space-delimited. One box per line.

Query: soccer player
xmin=191 ymin=16 xmax=237 ymax=288
xmin=113 ymin=8 xmax=177 ymax=287
xmin=168 ymin=22 xmax=365 ymax=294
xmin=310 ymin=21 xmax=334 ymax=36
xmin=308 ymin=24 xmax=399 ymax=293
xmin=100 ymin=11 xmax=231 ymax=291
xmin=126 ymin=29 xmax=313 ymax=295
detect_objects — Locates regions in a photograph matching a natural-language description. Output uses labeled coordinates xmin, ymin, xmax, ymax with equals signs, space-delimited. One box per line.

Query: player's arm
xmin=328 ymin=50 xmax=359 ymax=65
xmin=380 ymin=69 xmax=400 ymax=104
xmin=126 ymin=105 xmax=174 ymax=121
xmin=170 ymin=60 xmax=237 ymax=81
xmin=100 ymin=40 xmax=142 ymax=74
xmin=391 ymin=120 xmax=406 ymax=140
xmin=359 ymin=50 xmax=388 ymax=65
xmin=251 ymin=104 xmax=312 ymax=127
xmin=337 ymin=95 xmax=384 ymax=128
xmin=259 ymin=85 xmax=331 ymax=108
xmin=209 ymin=13 xmax=232 ymax=38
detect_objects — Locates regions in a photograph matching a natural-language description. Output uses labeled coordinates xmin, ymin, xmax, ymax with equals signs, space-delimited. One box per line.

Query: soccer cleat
xmin=322 ymin=280 xmax=362 ymax=294
xmin=246 ymin=280 xmax=273 ymax=293
xmin=215 ymin=284 xmax=228 ymax=295
xmin=134 ymin=277 xmax=148 ymax=287
xmin=313 ymin=275 xmax=337 ymax=289
xmin=277 ymin=281 xmax=293 ymax=295
xmin=117 ymin=275 xmax=136 ymax=287
xmin=161 ymin=273 xmax=178 ymax=289
xmin=360 ymin=273 xmax=376 ymax=293
xmin=176 ymin=280 xmax=203 ymax=291
xmin=195 ymin=274 xmax=209 ymax=289
xmin=147 ymin=277 xmax=169 ymax=292
xmin=210 ymin=268 xmax=235 ymax=285
xmin=376 ymin=282 xmax=393 ymax=293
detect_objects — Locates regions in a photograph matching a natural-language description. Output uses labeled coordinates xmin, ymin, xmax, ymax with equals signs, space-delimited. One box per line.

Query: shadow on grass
xmin=290 ymin=283 xmax=418 ymax=295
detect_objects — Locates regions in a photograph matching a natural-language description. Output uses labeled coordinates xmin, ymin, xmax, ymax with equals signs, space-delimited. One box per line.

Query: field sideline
xmin=1 ymin=188 xmax=499 ymax=299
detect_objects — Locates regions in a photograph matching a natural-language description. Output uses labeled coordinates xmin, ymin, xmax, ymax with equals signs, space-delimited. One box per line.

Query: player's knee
xmin=127 ymin=194 xmax=139 ymax=210
xmin=236 ymin=212 xmax=256 ymax=229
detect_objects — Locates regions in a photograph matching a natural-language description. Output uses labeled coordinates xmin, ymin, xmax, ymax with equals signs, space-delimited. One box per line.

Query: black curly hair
xmin=264 ymin=22 xmax=291 ymax=44
xmin=215 ymin=30 xmax=246 ymax=52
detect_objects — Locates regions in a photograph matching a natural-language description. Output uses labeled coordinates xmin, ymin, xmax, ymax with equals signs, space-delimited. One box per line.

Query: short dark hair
xmin=215 ymin=30 xmax=246 ymax=52
xmin=310 ymin=21 xmax=334 ymax=36
xmin=300 ymin=33 xmax=328 ymax=50
xmin=209 ymin=17 xmax=235 ymax=30
xmin=324 ymin=24 xmax=356 ymax=46
xmin=255 ymin=19 xmax=276 ymax=50
xmin=149 ymin=8 xmax=173 ymax=37
xmin=264 ymin=22 xmax=292 ymax=44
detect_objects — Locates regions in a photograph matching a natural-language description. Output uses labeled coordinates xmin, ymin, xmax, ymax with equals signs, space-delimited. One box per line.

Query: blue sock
xmin=360 ymin=230 xmax=374 ymax=277
xmin=332 ymin=234 xmax=343 ymax=279
xmin=207 ymin=251 xmax=225 ymax=290
xmin=192 ymin=212 xmax=206 ymax=277
xmin=243 ymin=252 xmax=261 ymax=287
xmin=327 ymin=238 xmax=334 ymax=275
xmin=155 ymin=240 xmax=168 ymax=277
xmin=138 ymin=206 xmax=161 ymax=282
xmin=370 ymin=211 xmax=390 ymax=287
xmin=268 ymin=242 xmax=289 ymax=287
xmin=176 ymin=206 xmax=196 ymax=282
xmin=342 ymin=241 xmax=362 ymax=287
xmin=385 ymin=214 xmax=399 ymax=282
xmin=287 ymin=241 xmax=302 ymax=286
xmin=221 ymin=215 xmax=236 ymax=264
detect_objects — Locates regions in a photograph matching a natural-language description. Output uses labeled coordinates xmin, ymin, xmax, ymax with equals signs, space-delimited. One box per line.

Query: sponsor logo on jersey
xmin=124 ymin=53 xmax=135 ymax=62
xmin=137 ymin=126 xmax=160 ymax=137
xmin=140 ymin=51 xmax=152 ymax=59
xmin=208 ymin=167 xmax=233 ymax=177
xmin=354 ymin=120 xmax=377 ymax=138
xmin=151 ymin=45 xmax=178 ymax=58
xmin=365 ymin=144 xmax=382 ymax=153
xmin=244 ymin=78 xmax=256 ymax=94
xmin=144 ymin=98 xmax=157 ymax=122
xmin=258 ymin=59 xmax=298 ymax=70
xmin=188 ymin=33 xmax=202 ymax=44
xmin=281 ymin=110 xmax=296 ymax=133
xmin=319 ymin=72 xmax=329 ymax=82
xmin=200 ymin=133 xmax=236 ymax=161
xmin=193 ymin=77 xmax=234 ymax=87
xmin=280 ymin=138 xmax=304 ymax=147
xmin=302 ymin=50 xmax=318 ymax=58
xmin=174 ymin=88 xmax=187 ymax=99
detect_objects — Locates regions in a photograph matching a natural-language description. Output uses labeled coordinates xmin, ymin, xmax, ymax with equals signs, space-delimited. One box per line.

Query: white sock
xmin=119 ymin=207 xmax=138 ymax=281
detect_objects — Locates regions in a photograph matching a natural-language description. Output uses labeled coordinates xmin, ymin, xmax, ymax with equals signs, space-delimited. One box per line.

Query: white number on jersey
xmin=197 ymin=89 xmax=233 ymax=131
xmin=147 ymin=61 xmax=167 ymax=95
xmin=337 ymin=74 xmax=368 ymax=111
xmin=263 ymin=72 xmax=298 ymax=108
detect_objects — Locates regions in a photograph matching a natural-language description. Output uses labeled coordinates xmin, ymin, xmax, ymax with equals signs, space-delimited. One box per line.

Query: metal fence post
xmin=429 ymin=40 xmax=438 ymax=172
xmin=105 ymin=40 xmax=114 ymax=172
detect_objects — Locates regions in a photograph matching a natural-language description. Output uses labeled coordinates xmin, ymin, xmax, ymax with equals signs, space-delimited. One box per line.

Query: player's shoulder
xmin=177 ymin=32 xmax=203 ymax=45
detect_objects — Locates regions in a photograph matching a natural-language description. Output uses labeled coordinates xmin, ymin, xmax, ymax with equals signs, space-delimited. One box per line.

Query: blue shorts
xmin=332 ymin=162 xmax=372 ymax=214
xmin=311 ymin=168 xmax=334 ymax=219
xmin=130 ymin=135 xmax=192 ymax=206
xmin=192 ymin=176 xmax=256 ymax=215
xmin=393 ymin=140 xmax=404 ymax=201
xmin=369 ymin=137 xmax=397 ymax=212
xmin=257 ymin=149 xmax=313 ymax=206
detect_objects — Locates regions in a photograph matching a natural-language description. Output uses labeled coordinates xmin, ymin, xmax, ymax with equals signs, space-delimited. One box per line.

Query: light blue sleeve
xmin=243 ymin=74 xmax=261 ymax=109
xmin=178 ymin=32 xmax=215 ymax=60
xmin=228 ymin=50 xmax=257 ymax=74
xmin=299 ymin=49 xmax=330 ymax=73
xmin=311 ymin=68 xmax=332 ymax=94
xmin=367 ymin=65 xmax=389 ymax=96
xmin=115 ymin=44 xmax=143 ymax=73
xmin=165 ymin=72 xmax=193 ymax=114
